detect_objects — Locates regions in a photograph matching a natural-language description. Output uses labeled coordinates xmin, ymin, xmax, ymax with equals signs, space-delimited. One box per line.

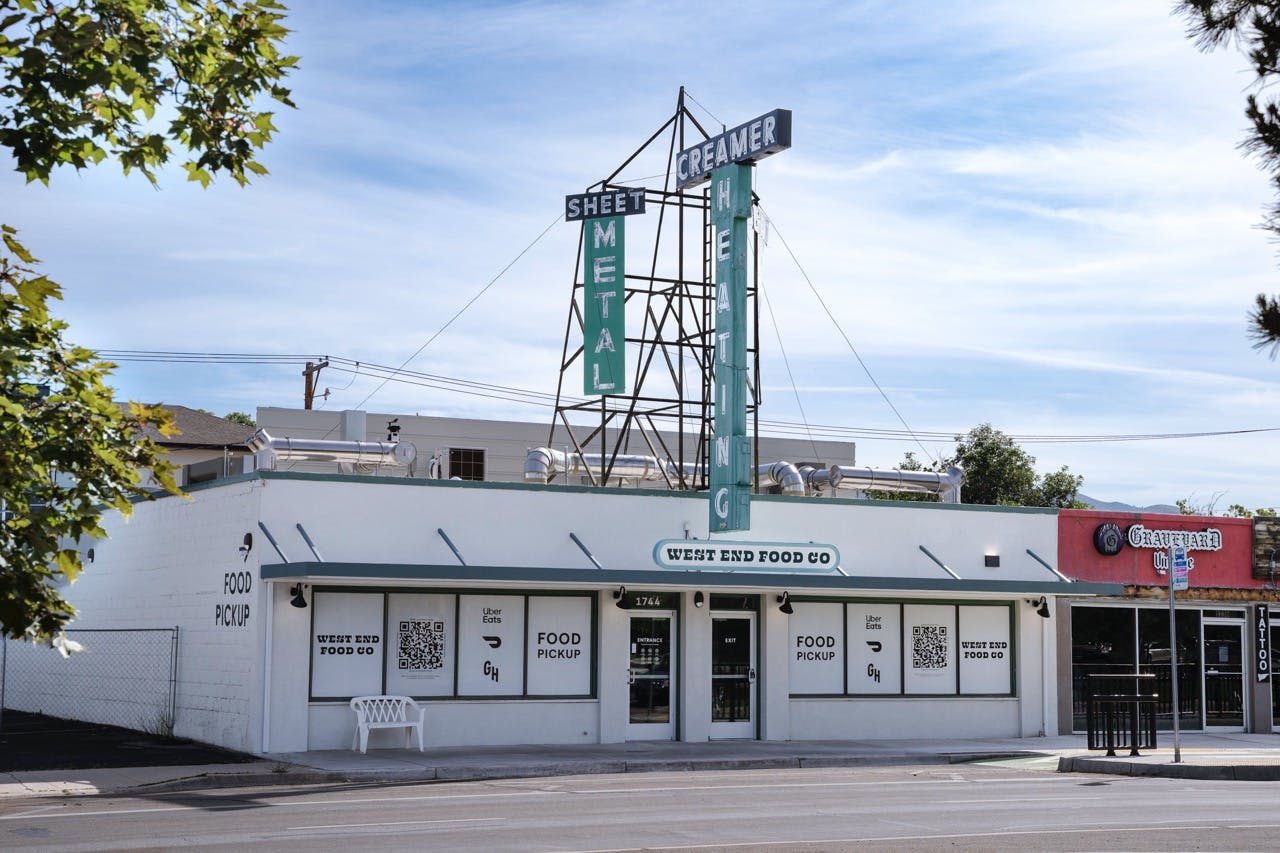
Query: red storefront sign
xmin=1058 ymin=509 xmax=1256 ymax=589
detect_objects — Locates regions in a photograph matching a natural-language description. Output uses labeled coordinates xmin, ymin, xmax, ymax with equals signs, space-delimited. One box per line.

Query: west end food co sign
xmin=653 ymin=539 xmax=840 ymax=572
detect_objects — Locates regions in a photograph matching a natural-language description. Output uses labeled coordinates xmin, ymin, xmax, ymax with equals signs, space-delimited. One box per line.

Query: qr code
xmin=398 ymin=620 xmax=445 ymax=670
xmin=912 ymin=624 xmax=948 ymax=670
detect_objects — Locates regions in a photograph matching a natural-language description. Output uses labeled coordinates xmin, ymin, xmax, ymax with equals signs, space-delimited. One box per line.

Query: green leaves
xmin=0 ymin=1 xmax=298 ymax=186
xmin=0 ymin=226 xmax=181 ymax=643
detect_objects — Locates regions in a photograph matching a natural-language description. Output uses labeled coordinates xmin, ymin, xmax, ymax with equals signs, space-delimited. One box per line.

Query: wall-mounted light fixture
xmin=693 ymin=591 xmax=705 ymax=608
xmin=613 ymin=586 xmax=631 ymax=610
xmin=239 ymin=532 xmax=253 ymax=562
xmin=290 ymin=583 xmax=308 ymax=609
xmin=777 ymin=591 xmax=794 ymax=615
xmin=85 ymin=548 xmax=95 ymax=564
xmin=984 ymin=553 xmax=1000 ymax=568
xmin=1026 ymin=595 xmax=1050 ymax=619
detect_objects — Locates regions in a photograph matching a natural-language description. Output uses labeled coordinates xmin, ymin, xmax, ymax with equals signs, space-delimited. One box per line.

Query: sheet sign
xmin=583 ymin=216 xmax=626 ymax=395
xmin=709 ymin=163 xmax=753 ymax=532
xmin=1257 ymin=603 xmax=1271 ymax=684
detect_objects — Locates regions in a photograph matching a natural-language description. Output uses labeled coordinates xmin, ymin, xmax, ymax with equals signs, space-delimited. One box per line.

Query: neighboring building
xmin=1 ymin=421 xmax=1116 ymax=754
xmin=136 ymin=404 xmax=258 ymax=488
xmin=254 ymin=407 xmax=858 ymax=488
xmin=1056 ymin=508 xmax=1272 ymax=734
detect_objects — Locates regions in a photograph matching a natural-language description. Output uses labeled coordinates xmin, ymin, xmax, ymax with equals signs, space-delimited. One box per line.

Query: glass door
xmin=1204 ymin=622 xmax=1245 ymax=729
xmin=628 ymin=614 xmax=675 ymax=740
xmin=710 ymin=614 xmax=755 ymax=739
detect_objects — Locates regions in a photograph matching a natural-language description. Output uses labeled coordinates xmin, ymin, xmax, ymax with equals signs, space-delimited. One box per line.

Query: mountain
xmin=1077 ymin=494 xmax=1181 ymax=515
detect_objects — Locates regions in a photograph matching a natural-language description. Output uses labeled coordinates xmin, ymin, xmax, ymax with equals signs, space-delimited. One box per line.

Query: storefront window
xmin=1138 ymin=608 xmax=1202 ymax=731
xmin=1070 ymin=606 xmax=1135 ymax=730
xmin=1071 ymin=606 xmax=1207 ymax=731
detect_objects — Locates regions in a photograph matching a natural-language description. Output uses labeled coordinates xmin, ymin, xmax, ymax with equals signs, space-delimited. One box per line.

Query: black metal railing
xmin=1085 ymin=673 xmax=1158 ymax=757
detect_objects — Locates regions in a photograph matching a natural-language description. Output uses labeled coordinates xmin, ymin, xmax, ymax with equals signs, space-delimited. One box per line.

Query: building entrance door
xmin=710 ymin=614 xmax=756 ymax=739
xmin=1203 ymin=622 xmax=1245 ymax=729
xmin=627 ymin=613 xmax=675 ymax=740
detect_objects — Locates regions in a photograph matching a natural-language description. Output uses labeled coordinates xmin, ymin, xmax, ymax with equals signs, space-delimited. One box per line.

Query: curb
xmin=121 ymin=753 xmax=953 ymax=794
xmin=1057 ymin=755 xmax=1280 ymax=781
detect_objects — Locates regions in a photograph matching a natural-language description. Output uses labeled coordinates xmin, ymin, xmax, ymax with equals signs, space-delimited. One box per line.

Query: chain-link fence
xmin=1 ymin=628 xmax=178 ymax=734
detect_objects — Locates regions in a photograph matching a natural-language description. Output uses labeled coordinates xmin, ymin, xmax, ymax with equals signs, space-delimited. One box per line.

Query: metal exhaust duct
xmin=758 ymin=461 xmax=806 ymax=496
xmin=828 ymin=464 xmax=965 ymax=504
xmin=248 ymin=429 xmax=416 ymax=469
xmin=524 ymin=447 xmax=699 ymax=484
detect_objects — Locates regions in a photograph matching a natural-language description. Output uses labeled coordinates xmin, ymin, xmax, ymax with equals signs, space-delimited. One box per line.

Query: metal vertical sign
xmin=583 ymin=215 xmax=625 ymax=395
xmin=1257 ymin=603 xmax=1271 ymax=684
xmin=709 ymin=164 xmax=752 ymax=531
xmin=567 ymin=189 xmax=647 ymax=397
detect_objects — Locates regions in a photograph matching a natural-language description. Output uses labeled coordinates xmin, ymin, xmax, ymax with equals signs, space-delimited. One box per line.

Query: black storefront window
xmin=1137 ymin=608 xmax=1202 ymax=731
xmin=1071 ymin=606 xmax=1203 ymax=731
xmin=1071 ymin=607 xmax=1135 ymax=730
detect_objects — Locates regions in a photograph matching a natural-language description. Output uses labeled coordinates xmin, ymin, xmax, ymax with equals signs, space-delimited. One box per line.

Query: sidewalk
xmin=4 ymin=731 xmax=1280 ymax=798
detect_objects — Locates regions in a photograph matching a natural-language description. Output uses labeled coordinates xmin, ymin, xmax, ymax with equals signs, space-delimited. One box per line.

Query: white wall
xmin=13 ymin=481 xmax=269 ymax=753
xmin=789 ymin=697 xmax=1022 ymax=739
xmin=256 ymin=476 xmax=1058 ymax=584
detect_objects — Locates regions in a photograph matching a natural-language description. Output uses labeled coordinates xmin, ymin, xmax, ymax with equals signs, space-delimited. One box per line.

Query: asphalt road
xmin=4 ymin=762 xmax=1280 ymax=851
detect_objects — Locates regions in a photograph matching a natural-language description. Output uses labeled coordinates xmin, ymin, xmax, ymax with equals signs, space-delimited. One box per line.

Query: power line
xmin=96 ymin=348 xmax=1280 ymax=446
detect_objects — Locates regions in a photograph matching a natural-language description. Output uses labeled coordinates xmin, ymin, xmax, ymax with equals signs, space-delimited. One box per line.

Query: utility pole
xmin=302 ymin=360 xmax=329 ymax=410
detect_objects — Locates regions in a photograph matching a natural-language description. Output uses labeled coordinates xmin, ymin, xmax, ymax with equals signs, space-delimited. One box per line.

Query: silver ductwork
xmin=828 ymin=464 xmax=965 ymax=504
xmin=758 ymin=461 xmax=806 ymax=496
xmin=248 ymin=429 xmax=416 ymax=469
xmin=525 ymin=448 xmax=808 ymax=495
xmin=524 ymin=447 xmax=697 ymax=484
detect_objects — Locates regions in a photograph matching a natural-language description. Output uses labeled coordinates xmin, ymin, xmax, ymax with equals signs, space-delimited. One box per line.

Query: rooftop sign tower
xmin=550 ymin=90 xmax=791 ymax=532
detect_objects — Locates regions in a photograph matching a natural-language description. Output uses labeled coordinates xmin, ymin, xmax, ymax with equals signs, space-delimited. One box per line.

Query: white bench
xmin=349 ymin=695 xmax=426 ymax=753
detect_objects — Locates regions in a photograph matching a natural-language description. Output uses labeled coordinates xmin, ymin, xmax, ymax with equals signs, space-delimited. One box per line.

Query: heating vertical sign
xmin=709 ymin=164 xmax=753 ymax=532
xmin=567 ymin=189 xmax=646 ymax=396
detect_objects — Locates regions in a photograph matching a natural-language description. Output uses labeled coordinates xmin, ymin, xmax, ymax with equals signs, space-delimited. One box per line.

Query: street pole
xmin=1168 ymin=543 xmax=1182 ymax=763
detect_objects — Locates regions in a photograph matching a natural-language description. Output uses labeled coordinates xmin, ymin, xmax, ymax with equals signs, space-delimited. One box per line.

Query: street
xmin=3 ymin=762 xmax=1279 ymax=851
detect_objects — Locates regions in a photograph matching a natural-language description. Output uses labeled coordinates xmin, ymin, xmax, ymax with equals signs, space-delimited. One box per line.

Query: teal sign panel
xmin=583 ymin=216 xmax=625 ymax=395
xmin=709 ymin=164 xmax=752 ymax=531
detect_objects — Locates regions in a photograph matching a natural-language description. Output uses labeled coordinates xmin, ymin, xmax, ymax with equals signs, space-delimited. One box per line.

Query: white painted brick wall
xmin=3 ymin=479 xmax=266 ymax=753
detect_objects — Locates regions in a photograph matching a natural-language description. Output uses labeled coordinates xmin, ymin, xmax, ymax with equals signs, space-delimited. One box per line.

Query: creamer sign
xmin=675 ymin=108 xmax=792 ymax=188
xmin=652 ymin=539 xmax=839 ymax=572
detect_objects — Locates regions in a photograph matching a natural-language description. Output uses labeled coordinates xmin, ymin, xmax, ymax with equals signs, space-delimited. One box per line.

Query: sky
xmin=5 ymin=1 xmax=1280 ymax=511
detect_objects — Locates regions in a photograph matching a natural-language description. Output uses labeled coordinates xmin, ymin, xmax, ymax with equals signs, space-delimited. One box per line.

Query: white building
xmin=3 ymin=412 xmax=1117 ymax=753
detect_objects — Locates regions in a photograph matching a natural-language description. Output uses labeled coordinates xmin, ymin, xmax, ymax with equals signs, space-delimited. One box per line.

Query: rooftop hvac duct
xmin=525 ymin=448 xmax=808 ymax=495
xmin=524 ymin=447 xmax=697 ymax=484
xmin=247 ymin=429 xmax=416 ymax=469
xmin=828 ymin=464 xmax=965 ymax=504
xmin=758 ymin=461 xmax=806 ymax=496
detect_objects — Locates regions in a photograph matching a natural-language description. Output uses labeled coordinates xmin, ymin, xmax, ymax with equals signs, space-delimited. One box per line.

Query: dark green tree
xmin=223 ymin=411 xmax=255 ymax=427
xmin=1177 ymin=2 xmax=1280 ymax=354
xmin=866 ymin=425 xmax=1087 ymax=508
xmin=0 ymin=1 xmax=296 ymax=645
